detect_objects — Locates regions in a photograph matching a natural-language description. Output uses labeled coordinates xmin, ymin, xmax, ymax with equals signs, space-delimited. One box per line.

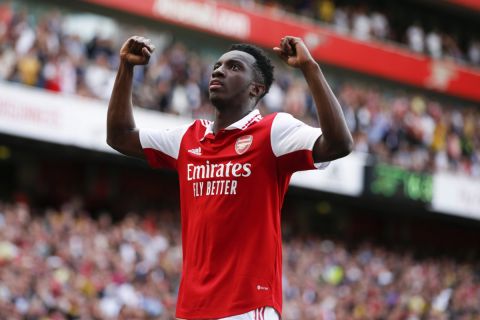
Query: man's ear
xmin=250 ymin=83 xmax=266 ymax=99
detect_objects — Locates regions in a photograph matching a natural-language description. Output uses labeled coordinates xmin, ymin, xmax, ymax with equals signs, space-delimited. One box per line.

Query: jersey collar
xmin=201 ymin=109 xmax=262 ymax=141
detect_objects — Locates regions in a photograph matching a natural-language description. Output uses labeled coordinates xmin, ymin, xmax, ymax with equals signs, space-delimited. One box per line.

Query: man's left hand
xmin=273 ymin=36 xmax=316 ymax=69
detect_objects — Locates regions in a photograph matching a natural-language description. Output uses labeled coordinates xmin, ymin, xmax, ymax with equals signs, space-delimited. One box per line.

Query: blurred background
xmin=0 ymin=0 xmax=479 ymax=319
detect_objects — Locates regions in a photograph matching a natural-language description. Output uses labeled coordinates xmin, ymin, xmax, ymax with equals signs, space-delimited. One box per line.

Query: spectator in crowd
xmin=370 ymin=10 xmax=389 ymax=40
xmin=84 ymin=53 xmax=116 ymax=100
xmin=406 ymin=22 xmax=425 ymax=54
xmin=426 ymin=28 xmax=443 ymax=59
xmin=468 ymin=39 xmax=480 ymax=65
xmin=351 ymin=5 xmax=372 ymax=41
xmin=317 ymin=0 xmax=335 ymax=23
xmin=333 ymin=6 xmax=349 ymax=35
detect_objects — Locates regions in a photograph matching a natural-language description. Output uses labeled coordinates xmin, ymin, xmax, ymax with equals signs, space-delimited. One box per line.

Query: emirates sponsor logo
xmin=235 ymin=135 xmax=253 ymax=155
xmin=187 ymin=161 xmax=251 ymax=181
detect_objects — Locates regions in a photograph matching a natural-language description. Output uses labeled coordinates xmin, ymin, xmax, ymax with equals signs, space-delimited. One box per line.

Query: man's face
xmin=209 ymin=50 xmax=257 ymax=106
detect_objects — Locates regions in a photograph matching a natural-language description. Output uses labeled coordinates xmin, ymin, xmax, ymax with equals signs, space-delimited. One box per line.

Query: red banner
xmin=83 ymin=0 xmax=480 ymax=102
xmin=445 ymin=0 xmax=480 ymax=11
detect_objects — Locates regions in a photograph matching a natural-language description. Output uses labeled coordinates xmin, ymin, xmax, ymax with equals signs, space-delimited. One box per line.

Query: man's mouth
xmin=209 ymin=80 xmax=223 ymax=90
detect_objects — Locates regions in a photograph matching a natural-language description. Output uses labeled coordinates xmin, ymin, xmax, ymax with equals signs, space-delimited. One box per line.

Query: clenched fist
xmin=273 ymin=36 xmax=316 ymax=69
xmin=120 ymin=36 xmax=155 ymax=66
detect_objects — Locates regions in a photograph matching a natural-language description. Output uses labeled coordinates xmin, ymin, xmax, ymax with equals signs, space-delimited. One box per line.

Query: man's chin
xmin=209 ymin=93 xmax=228 ymax=109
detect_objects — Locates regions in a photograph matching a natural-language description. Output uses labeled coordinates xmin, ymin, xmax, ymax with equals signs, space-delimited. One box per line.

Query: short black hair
xmin=229 ymin=43 xmax=274 ymax=100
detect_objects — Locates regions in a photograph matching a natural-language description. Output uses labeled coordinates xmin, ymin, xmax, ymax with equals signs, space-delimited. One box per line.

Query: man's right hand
xmin=120 ymin=36 xmax=155 ymax=66
xmin=107 ymin=36 xmax=155 ymax=159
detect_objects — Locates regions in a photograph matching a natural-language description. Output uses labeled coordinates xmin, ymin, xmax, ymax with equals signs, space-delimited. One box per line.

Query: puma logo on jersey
xmin=256 ymin=285 xmax=269 ymax=291
xmin=188 ymin=147 xmax=202 ymax=156
xmin=235 ymin=135 xmax=253 ymax=155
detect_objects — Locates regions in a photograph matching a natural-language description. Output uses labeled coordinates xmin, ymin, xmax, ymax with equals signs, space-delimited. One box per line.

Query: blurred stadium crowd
xmin=0 ymin=3 xmax=479 ymax=176
xmin=232 ymin=0 xmax=480 ymax=66
xmin=1 ymin=201 xmax=479 ymax=319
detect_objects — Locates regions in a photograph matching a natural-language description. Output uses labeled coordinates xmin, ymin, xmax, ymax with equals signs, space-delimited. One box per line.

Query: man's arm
xmin=273 ymin=36 xmax=353 ymax=163
xmin=106 ymin=36 xmax=155 ymax=158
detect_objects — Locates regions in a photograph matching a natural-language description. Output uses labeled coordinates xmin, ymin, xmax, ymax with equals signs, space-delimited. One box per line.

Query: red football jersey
xmin=139 ymin=110 xmax=328 ymax=319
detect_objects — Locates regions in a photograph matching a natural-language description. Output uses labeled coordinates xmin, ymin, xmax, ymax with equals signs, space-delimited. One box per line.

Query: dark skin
xmin=107 ymin=36 xmax=352 ymax=164
xmin=273 ymin=36 xmax=353 ymax=161
xmin=208 ymin=50 xmax=264 ymax=133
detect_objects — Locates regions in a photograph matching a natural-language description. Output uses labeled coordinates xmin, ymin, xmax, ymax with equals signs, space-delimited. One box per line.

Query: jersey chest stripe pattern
xmin=241 ymin=114 xmax=263 ymax=130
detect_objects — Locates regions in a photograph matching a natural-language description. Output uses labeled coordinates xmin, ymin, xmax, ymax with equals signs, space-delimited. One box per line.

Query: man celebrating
xmin=107 ymin=35 xmax=353 ymax=320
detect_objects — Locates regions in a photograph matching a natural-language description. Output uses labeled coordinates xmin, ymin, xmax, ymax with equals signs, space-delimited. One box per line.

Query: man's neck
xmin=212 ymin=107 xmax=254 ymax=134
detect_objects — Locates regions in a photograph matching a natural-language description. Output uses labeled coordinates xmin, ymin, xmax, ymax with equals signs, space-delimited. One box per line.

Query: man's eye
xmin=232 ymin=64 xmax=240 ymax=71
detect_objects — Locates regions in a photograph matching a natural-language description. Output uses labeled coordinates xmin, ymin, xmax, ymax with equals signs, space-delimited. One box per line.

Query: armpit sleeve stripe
xmin=271 ymin=113 xmax=322 ymax=157
xmin=139 ymin=122 xmax=192 ymax=160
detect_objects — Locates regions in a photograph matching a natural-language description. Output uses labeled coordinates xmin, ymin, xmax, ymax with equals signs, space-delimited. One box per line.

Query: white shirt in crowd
xmin=407 ymin=24 xmax=425 ymax=53
xmin=426 ymin=31 xmax=443 ymax=59
xmin=352 ymin=12 xmax=371 ymax=41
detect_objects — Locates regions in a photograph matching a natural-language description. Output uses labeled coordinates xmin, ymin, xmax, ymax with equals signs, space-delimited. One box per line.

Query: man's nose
xmin=212 ymin=65 xmax=225 ymax=78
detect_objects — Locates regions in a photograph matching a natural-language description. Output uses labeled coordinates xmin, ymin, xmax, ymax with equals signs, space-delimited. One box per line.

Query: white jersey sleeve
xmin=139 ymin=122 xmax=192 ymax=169
xmin=271 ymin=113 xmax=329 ymax=173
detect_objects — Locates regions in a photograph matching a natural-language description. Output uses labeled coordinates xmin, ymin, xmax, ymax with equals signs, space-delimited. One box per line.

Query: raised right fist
xmin=120 ymin=36 xmax=155 ymax=66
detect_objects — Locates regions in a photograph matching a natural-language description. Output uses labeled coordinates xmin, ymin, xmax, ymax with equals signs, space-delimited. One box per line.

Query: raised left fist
xmin=273 ymin=36 xmax=316 ymax=69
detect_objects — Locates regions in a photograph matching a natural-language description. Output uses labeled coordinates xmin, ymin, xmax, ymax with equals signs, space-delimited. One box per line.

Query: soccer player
xmin=107 ymin=35 xmax=353 ymax=320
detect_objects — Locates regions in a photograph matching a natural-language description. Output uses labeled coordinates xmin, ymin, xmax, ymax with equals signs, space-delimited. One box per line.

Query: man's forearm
xmin=300 ymin=61 xmax=353 ymax=156
xmin=106 ymin=61 xmax=136 ymax=148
